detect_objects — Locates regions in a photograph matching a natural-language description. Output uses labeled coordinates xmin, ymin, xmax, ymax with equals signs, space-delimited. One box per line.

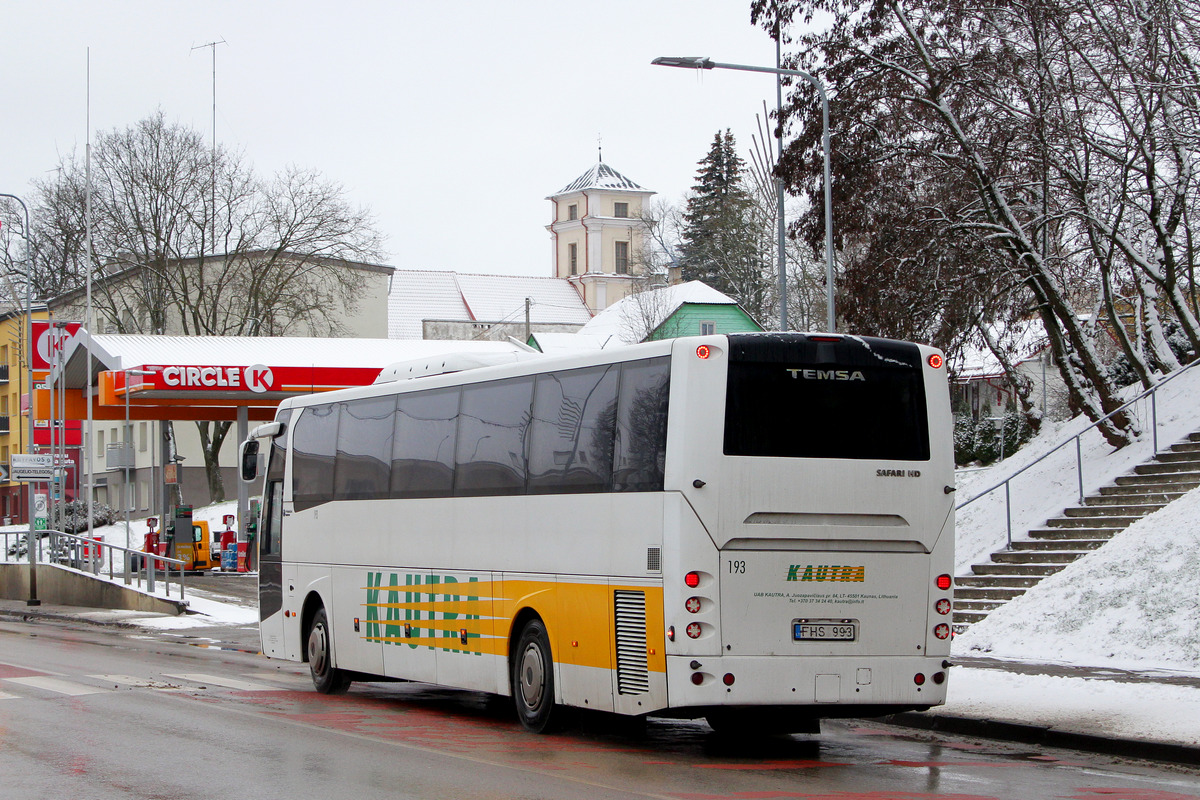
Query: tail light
xmin=935 ymin=599 xmax=951 ymax=615
xmin=928 ymin=353 xmax=944 ymax=369
xmin=914 ymin=673 xmax=926 ymax=686
xmin=684 ymin=571 xmax=701 ymax=588
xmin=933 ymin=624 xmax=951 ymax=640
xmin=936 ymin=574 xmax=952 ymax=591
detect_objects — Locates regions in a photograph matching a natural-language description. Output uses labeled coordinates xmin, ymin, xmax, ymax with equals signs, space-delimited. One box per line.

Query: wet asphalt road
xmin=2 ymin=614 xmax=1199 ymax=800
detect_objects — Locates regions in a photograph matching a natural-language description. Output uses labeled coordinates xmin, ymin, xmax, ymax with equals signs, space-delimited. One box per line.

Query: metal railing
xmin=956 ymin=357 xmax=1200 ymax=548
xmin=2 ymin=528 xmax=187 ymax=600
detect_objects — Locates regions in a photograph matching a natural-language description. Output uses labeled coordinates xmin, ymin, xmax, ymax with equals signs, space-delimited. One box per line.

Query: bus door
xmin=259 ymin=477 xmax=286 ymax=657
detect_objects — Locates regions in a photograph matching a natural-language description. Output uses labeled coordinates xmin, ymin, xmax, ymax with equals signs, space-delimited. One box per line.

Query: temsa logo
xmin=786 ymin=368 xmax=866 ymax=381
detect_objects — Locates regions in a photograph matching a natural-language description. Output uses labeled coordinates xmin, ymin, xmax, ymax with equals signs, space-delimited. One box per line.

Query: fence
xmin=1 ymin=527 xmax=187 ymax=600
xmin=956 ymin=357 xmax=1200 ymax=547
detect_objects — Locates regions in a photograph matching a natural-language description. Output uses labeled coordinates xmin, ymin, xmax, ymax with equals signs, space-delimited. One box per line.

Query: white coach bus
xmin=240 ymin=333 xmax=955 ymax=733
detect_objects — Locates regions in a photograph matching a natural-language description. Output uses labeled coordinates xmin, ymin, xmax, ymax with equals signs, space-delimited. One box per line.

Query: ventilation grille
xmin=614 ymin=590 xmax=650 ymax=695
xmin=646 ymin=546 xmax=662 ymax=573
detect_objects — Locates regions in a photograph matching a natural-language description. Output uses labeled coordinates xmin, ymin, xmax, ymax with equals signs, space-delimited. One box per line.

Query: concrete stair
xmin=953 ymin=431 xmax=1200 ymax=629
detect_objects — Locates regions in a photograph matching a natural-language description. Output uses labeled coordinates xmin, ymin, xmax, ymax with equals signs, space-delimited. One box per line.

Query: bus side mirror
xmin=240 ymin=439 xmax=260 ymax=482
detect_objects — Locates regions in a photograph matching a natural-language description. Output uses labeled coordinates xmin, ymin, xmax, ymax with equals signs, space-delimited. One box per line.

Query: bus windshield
xmin=723 ymin=334 xmax=930 ymax=461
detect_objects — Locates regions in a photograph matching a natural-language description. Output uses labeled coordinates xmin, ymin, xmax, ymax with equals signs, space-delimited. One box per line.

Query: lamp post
xmin=652 ymin=56 xmax=836 ymax=332
xmin=1 ymin=192 xmax=41 ymax=605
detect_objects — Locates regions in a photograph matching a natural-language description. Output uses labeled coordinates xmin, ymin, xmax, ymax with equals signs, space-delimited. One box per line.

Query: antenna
xmin=191 ymin=39 xmax=227 ymax=252
xmin=597 ymin=133 xmax=603 ymax=163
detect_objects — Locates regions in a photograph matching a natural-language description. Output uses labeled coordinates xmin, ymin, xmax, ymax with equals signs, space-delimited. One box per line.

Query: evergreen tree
xmin=678 ymin=130 xmax=762 ymax=308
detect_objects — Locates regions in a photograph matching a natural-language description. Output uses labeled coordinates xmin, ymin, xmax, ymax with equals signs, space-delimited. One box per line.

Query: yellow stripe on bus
xmin=360 ymin=576 xmax=664 ymax=673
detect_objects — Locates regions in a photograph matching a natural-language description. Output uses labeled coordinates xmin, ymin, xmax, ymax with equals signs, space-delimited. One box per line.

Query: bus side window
xmin=334 ymin=395 xmax=396 ymax=502
xmin=392 ymin=387 xmax=460 ymax=499
xmin=528 ymin=364 xmax=619 ymax=494
xmin=613 ymin=357 xmax=671 ymax=492
xmin=455 ymin=377 xmax=534 ymax=497
xmin=292 ymin=404 xmax=340 ymax=511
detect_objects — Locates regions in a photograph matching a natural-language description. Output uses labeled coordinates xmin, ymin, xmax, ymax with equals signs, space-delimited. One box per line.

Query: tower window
xmin=614 ymin=202 xmax=629 ymax=218
xmin=569 ymin=243 xmax=578 ymax=275
xmin=615 ymin=241 xmax=629 ymax=274
xmin=568 ymin=204 xmax=578 ymax=221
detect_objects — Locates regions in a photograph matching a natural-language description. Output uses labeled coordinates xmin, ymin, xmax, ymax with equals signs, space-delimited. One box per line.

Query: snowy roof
xmin=953 ymin=319 xmax=1050 ymax=380
xmin=552 ymin=162 xmax=652 ymax=196
xmin=387 ymin=270 xmax=592 ymax=339
xmin=578 ymin=281 xmax=739 ymax=345
xmin=54 ymin=333 xmax=525 ymax=388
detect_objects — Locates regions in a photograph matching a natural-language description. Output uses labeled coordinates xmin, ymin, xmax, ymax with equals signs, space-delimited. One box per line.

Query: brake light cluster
xmin=914 ymin=573 xmax=954 ymax=687
xmin=672 ymin=570 xmax=728 ymax=687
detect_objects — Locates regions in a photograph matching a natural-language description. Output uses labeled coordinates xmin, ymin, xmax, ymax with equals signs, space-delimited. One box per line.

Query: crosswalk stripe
xmin=162 ymin=673 xmax=279 ymax=692
xmin=90 ymin=674 xmax=188 ymax=691
xmin=5 ymin=676 xmax=108 ymax=696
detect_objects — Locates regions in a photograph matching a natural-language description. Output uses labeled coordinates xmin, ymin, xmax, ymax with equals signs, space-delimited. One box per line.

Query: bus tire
xmin=307 ymin=606 xmax=351 ymax=695
xmin=512 ymin=618 xmax=556 ymax=733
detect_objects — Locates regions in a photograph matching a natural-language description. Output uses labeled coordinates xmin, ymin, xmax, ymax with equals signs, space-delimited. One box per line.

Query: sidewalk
xmin=885 ymin=655 xmax=1200 ymax=766
xmin=2 ymin=595 xmax=1199 ymax=765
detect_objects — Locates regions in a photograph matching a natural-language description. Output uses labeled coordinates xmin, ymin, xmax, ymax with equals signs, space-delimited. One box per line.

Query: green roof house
xmin=530 ymin=280 xmax=762 ymax=353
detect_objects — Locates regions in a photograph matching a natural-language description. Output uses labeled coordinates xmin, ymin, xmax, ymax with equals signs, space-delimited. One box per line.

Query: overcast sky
xmin=1 ymin=1 xmax=791 ymax=278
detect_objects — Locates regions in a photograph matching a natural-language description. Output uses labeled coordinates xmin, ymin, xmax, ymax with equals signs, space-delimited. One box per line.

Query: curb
xmin=0 ymin=605 xmax=141 ymax=630
xmin=881 ymin=711 xmax=1200 ymax=767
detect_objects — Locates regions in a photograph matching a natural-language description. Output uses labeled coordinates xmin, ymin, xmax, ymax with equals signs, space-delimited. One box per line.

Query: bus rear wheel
xmin=512 ymin=619 xmax=556 ymax=733
xmin=307 ymin=606 xmax=351 ymax=694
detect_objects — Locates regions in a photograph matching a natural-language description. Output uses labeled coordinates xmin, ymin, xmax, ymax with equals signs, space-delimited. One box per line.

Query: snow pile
xmin=942 ymin=668 xmax=1200 ymax=746
xmin=954 ymin=486 xmax=1200 ymax=671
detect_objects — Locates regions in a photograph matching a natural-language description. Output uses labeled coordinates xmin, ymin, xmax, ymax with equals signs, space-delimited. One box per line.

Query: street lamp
xmin=652 ymin=56 xmax=836 ymax=332
xmin=1 ymin=192 xmax=41 ymax=605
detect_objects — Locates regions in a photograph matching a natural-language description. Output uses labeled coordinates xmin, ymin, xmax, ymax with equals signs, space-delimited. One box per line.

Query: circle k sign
xmin=245 ymin=364 xmax=274 ymax=393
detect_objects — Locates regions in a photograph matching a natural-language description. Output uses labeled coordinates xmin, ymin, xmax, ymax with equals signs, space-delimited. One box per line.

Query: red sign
xmin=32 ymin=321 xmax=83 ymax=370
xmin=134 ymin=364 xmax=381 ymax=394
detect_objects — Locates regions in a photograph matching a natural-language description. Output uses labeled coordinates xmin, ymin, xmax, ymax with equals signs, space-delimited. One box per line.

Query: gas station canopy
xmin=38 ymin=332 xmax=528 ymax=422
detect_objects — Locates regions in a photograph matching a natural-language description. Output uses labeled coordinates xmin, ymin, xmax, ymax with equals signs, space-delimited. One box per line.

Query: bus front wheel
xmin=307 ymin=606 xmax=351 ymax=694
xmin=512 ymin=619 xmax=556 ymax=733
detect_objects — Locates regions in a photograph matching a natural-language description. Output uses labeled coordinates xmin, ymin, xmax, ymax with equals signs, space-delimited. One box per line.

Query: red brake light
xmin=914 ymin=673 xmax=926 ymax=686
xmin=696 ymin=345 xmax=711 ymax=359
xmin=928 ymin=353 xmax=944 ymax=369
xmin=722 ymin=673 xmax=735 ymax=686
xmin=936 ymin=574 xmax=952 ymax=591
xmin=684 ymin=571 xmax=701 ymax=588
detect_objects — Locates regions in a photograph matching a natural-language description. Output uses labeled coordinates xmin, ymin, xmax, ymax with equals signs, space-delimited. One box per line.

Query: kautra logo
xmin=363 ymin=572 xmax=483 ymax=655
xmin=787 ymin=565 xmax=866 ymax=582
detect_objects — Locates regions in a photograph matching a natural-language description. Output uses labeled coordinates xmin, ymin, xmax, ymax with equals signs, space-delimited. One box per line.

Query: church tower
xmin=547 ymin=160 xmax=654 ymax=312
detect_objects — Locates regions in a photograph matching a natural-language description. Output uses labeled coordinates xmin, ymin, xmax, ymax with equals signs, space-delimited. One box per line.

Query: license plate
xmin=793 ymin=620 xmax=857 ymax=641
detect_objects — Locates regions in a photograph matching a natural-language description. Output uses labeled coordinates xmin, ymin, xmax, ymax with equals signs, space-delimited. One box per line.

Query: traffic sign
xmin=11 ymin=454 xmax=55 ymax=482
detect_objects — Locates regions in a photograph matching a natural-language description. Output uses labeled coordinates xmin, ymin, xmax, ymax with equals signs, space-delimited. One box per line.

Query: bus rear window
xmin=723 ymin=335 xmax=930 ymax=461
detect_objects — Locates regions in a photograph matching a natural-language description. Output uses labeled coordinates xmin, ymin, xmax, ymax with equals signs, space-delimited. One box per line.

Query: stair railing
xmin=956 ymin=357 xmax=1200 ymax=548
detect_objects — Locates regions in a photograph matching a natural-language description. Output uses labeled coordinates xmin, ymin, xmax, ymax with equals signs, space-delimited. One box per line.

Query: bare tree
xmin=28 ymin=111 xmax=384 ymax=501
xmin=752 ymin=0 xmax=1180 ymax=447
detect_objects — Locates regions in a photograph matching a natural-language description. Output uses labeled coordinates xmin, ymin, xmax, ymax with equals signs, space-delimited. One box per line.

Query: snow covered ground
xmin=946 ymin=361 xmax=1200 ymax=748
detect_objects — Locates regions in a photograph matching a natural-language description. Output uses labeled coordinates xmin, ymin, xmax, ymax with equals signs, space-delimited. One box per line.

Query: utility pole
xmin=192 ymin=39 xmax=226 ymax=253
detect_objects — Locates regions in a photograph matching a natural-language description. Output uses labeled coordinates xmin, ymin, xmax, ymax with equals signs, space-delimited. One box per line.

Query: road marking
xmin=0 ymin=690 xmax=18 ymax=701
xmin=163 ymin=673 xmax=279 ymax=692
xmin=4 ymin=676 xmax=109 ymax=696
xmin=90 ymin=674 xmax=189 ymax=691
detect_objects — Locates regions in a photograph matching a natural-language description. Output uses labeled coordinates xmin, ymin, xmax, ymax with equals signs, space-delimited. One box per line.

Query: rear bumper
xmin=665 ymin=654 xmax=949 ymax=712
